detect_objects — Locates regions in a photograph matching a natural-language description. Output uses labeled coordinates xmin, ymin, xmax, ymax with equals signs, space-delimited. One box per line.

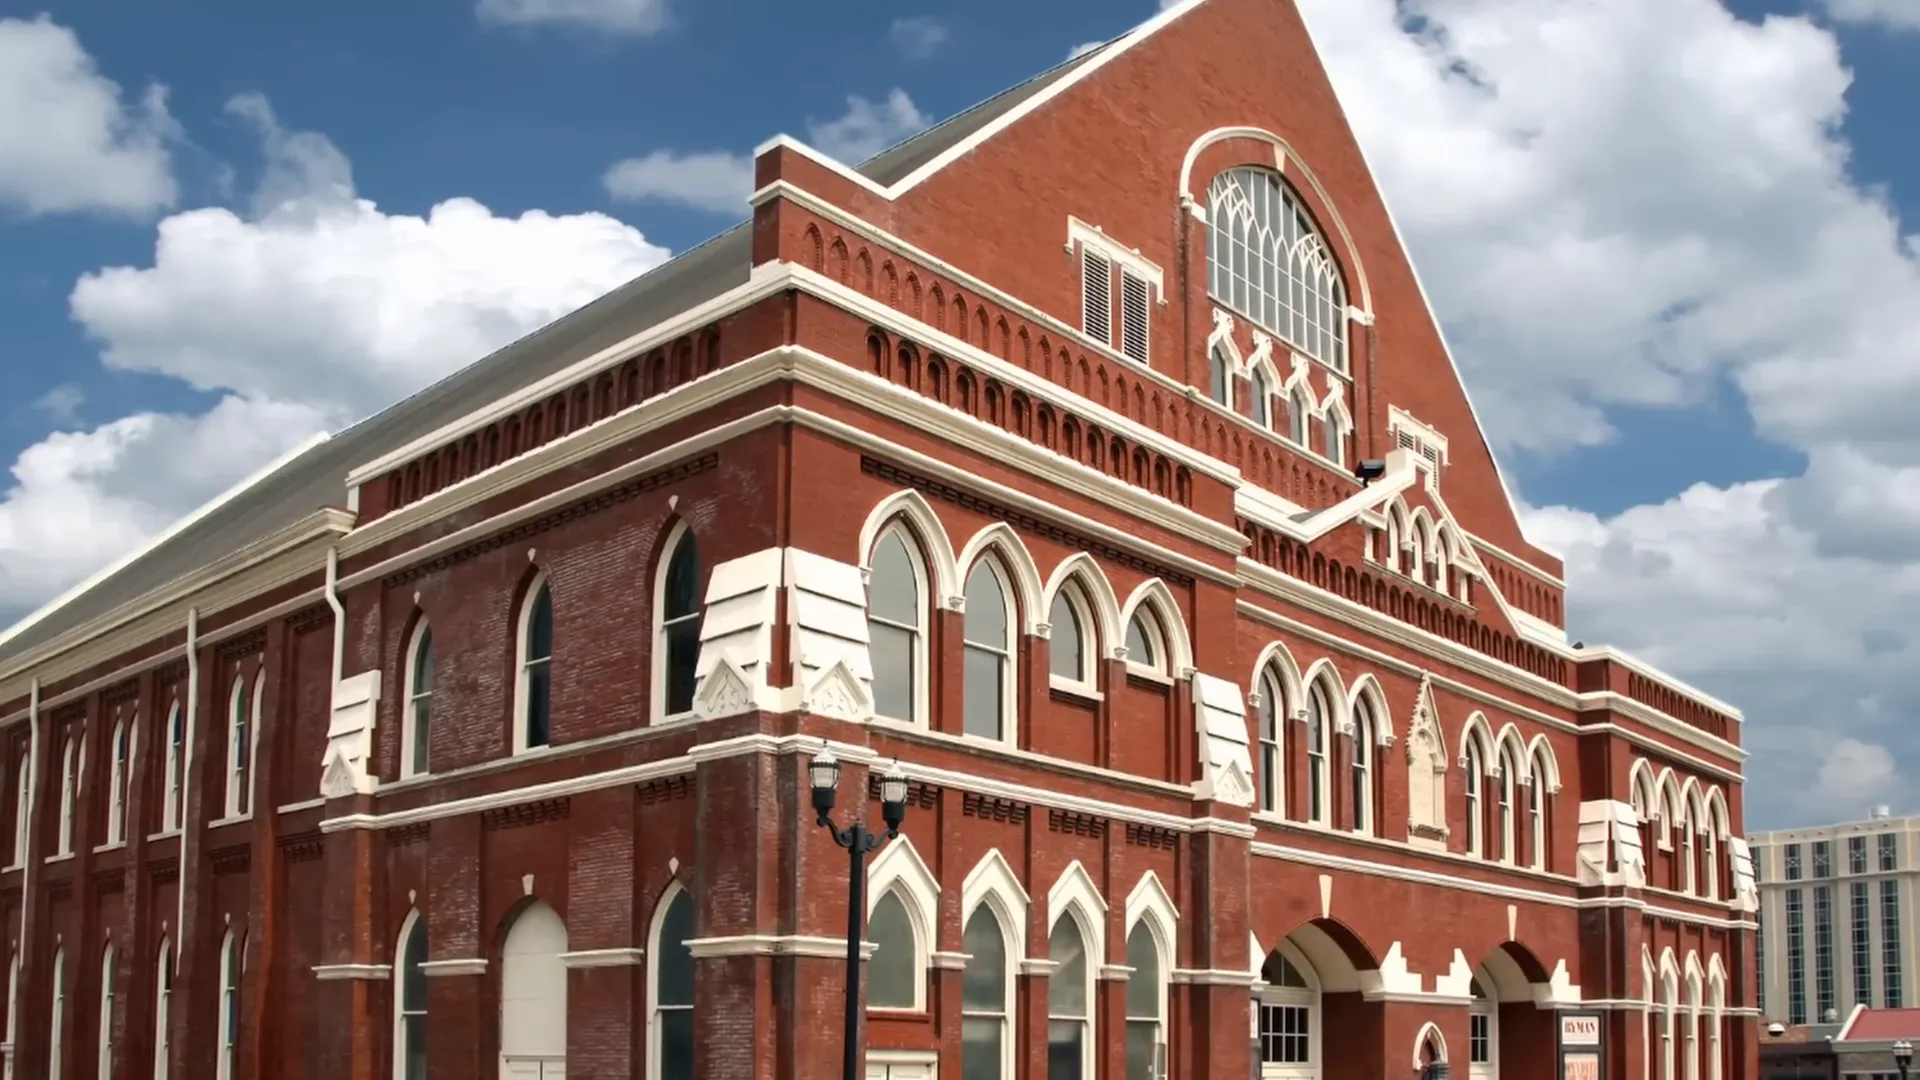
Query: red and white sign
xmin=1562 ymin=1051 xmax=1601 ymax=1080
xmin=1560 ymin=1015 xmax=1602 ymax=1047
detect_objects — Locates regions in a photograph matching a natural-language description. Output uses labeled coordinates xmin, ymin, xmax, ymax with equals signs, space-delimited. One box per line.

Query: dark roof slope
xmin=0 ymin=38 xmax=1115 ymax=667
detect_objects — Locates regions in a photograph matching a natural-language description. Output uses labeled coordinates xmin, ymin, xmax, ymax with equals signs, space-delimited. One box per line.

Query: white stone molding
xmin=1192 ymin=672 xmax=1254 ymax=807
xmin=319 ymin=670 xmax=381 ymax=800
xmin=558 ymin=948 xmax=646 ymax=969
xmin=418 ymin=958 xmax=488 ymax=978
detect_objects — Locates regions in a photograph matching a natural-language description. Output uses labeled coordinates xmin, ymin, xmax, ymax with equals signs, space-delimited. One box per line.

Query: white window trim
xmin=961 ymin=558 xmax=1019 ymax=747
xmin=1304 ymin=684 xmax=1334 ymax=828
xmin=1529 ymin=752 xmax=1549 ymax=872
xmin=652 ymin=521 xmax=701 ymax=726
xmin=513 ymin=572 xmax=554 ymax=754
xmin=959 ymin=862 xmax=1024 ymax=1080
xmin=1256 ymin=940 xmax=1320 ymax=1080
xmin=1464 ymin=741 xmax=1486 ymax=858
xmin=1256 ymin=670 xmax=1286 ymax=816
xmin=393 ymin=909 xmax=425 ymax=1080
xmin=1065 ymin=218 xmax=1167 ymax=293
xmin=647 ymin=883 xmax=694 ymax=1080
xmin=867 ymin=523 xmax=933 ymax=727
xmin=55 ymin=737 xmax=75 ymax=857
xmin=1046 ymin=586 xmax=1099 ymax=697
xmin=107 ymin=717 xmax=128 ymax=845
xmin=1122 ymin=893 xmax=1173 ymax=1080
xmin=1350 ymin=703 xmax=1374 ymax=836
xmin=1496 ymin=750 xmax=1518 ymax=866
xmin=223 ymin=677 xmax=249 ymax=820
xmin=154 ymin=938 xmax=172 ymax=1080
xmin=10 ymin=753 xmax=28 ymax=868
xmin=98 ymin=944 xmax=116 ymax=1080
xmin=162 ymin=701 xmax=184 ymax=834
xmin=216 ymin=931 xmax=239 ymax=1080
xmin=47 ymin=946 xmax=63 ymax=1080
xmin=1469 ymin=978 xmax=1498 ymax=1079
xmin=1122 ymin=609 xmax=1171 ymax=679
xmin=400 ymin=620 xmax=434 ymax=780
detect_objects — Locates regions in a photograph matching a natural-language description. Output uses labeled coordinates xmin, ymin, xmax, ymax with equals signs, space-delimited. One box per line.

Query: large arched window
xmin=656 ymin=526 xmax=702 ymax=720
xmin=961 ymin=904 xmax=1012 ymax=1079
xmin=402 ymin=620 xmax=434 ymax=779
xmin=962 ymin=561 xmax=1015 ymax=742
xmin=1256 ymin=946 xmax=1317 ymax=1078
xmin=48 ymin=946 xmax=64 ymax=1079
xmin=1047 ymin=912 xmax=1093 ymax=1079
xmin=515 ymin=576 xmax=554 ymax=751
xmin=1305 ymin=683 xmax=1333 ymax=826
xmin=868 ymin=527 xmax=928 ymax=724
xmin=56 ymin=735 xmax=76 ymax=855
xmin=162 ymin=702 xmax=184 ymax=833
xmin=107 ymin=716 xmax=129 ymax=845
xmin=1350 ymin=698 xmax=1375 ymax=836
xmin=1048 ymin=586 xmax=1094 ymax=689
xmin=98 ymin=944 xmax=116 ymax=1079
xmin=1208 ymin=345 xmax=1232 ymax=406
xmin=1257 ymin=667 xmax=1285 ymax=815
xmin=217 ymin=931 xmax=241 ymax=1080
xmin=1206 ymin=167 xmax=1349 ymax=372
xmin=1125 ymin=922 xmax=1166 ymax=1080
xmin=225 ymin=676 xmax=251 ymax=818
xmin=868 ymin=890 xmax=919 ymax=1011
xmin=154 ymin=938 xmax=172 ymax=1080
xmin=1469 ymin=977 xmax=1496 ymax=1079
xmin=394 ymin=912 xmax=428 ymax=1080
xmin=649 ymin=888 xmax=696 ymax=1080
xmin=1464 ymin=740 xmax=1486 ymax=858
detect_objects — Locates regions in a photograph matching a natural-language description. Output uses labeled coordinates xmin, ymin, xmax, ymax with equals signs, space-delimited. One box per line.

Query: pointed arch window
xmin=395 ymin=913 xmax=428 ymax=1080
xmin=1208 ymin=346 xmax=1232 ymax=406
xmin=154 ymin=939 xmax=172 ymax=1080
xmin=9 ymin=753 xmax=26 ymax=865
xmin=1702 ymin=813 xmax=1720 ymax=900
xmin=515 ymin=576 xmax=554 ymax=751
xmin=1323 ymin=411 xmax=1346 ymax=467
xmin=962 ymin=905 xmax=1012 ymax=1080
xmin=403 ymin=621 xmax=434 ymax=778
xmin=1047 ymin=913 xmax=1092 ymax=1079
xmin=48 ymin=946 xmax=64 ymax=1079
xmin=1206 ymin=167 xmax=1350 ymax=371
xmin=1305 ymin=684 xmax=1332 ymax=825
xmin=225 ymin=676 xmax=252 ymax=818
xmin=162 ymin=702 xmax=184 ymax=833
xmin=868 ymin=890 xmax=919 ymax=1011
xmin=1257 ymin=667 xmax=1284 ymax=815
xmin=3 ymin=950 xmax=17 ymax=1073
xmin=1125 ymin=609 xmax=1167 ymax=675
xmin=1350 ymin=699 xmax=1376 ymax=836
xmin=1125 ymin=922 xmax=1166 ymax=1080
xmin=1256 ymin=947 xmax=1316 ymax=1074
xmin=98 ymin=944 xmax=116 ymax=1078
xmin=657 ymin=527 xmax=702 ymax=720
xmin=1251 ymin=367 xmax=1272 ymax=427
xmin=1464 ymin=741 xmax=1486 ymax=858
xmin=1048 ymin=586 xmax=1093 ymax=688
xmin=56 ymin=735 xmax=76 ymax=856
xmin=1530 ymin=748 xmax=1553 ymax=872
xmin=1496 ymin=748 xmax=1518 ymax=864
xmin=107 ymin=716 xmax=129 ymax=844
xmin=1288 ymin=390 xmax=1310 ymax=445
xmin=1681 ymin=808 xmax=1699 ymax=895
xmin=868 ymin=527 xmax=928 ymax=724
xmin=963 ymin=561 xmax=1014 ymax=742
xmin=217 ymin=931 xmax=242 ymax=1080
xmin=650 ymin=888 xmax=696 ymax=1080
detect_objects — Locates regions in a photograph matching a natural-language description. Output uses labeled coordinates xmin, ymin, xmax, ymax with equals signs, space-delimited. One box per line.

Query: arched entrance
xmin=1251 ymin=919 xmax=1382 ymax=1079
xmin=500 ymin=901 xmax=568 ymax=1079
xmin=1471 ymin=943 xmax=1558 ymax=1080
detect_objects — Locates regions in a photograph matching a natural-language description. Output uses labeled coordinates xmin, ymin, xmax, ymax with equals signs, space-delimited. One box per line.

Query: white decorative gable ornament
xmin=1191 ymin=672 xmax=1255 ymax=808
xmin=319 ymin=670 xmax=382 ymax=799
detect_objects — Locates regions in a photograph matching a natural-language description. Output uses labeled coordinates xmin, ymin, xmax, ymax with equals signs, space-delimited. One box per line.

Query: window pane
xmin=402 ymin=924 xmax=428 ymax=1008
xmin=658 ymin=893 xmax=696 ymax=1006
xmin=1048 ymin=919 xmax=1088 ymax=1016
xmin=411 ymin=699 xmax=431 ymax=775
xmin=963 ymin=648 xmax=1004 ymax=740
xmin=659 ymin=1007 xmax=694 ymax=1080
xmin=413 ymin=628 xmax=434 ymax=693
xmin=961 ymin=909 xmax=1006 ymax=1011
xmin=1125 ymin=617 xmax=1155 ymax=666
xmin=867 ymin=893 xmax=918 ymax=1009
xmin=964 ymin=565 xmax=1008 ymax=646
xmin=961 ymin=1017 xmax=1003 ymax=1080
xmin=869 ymin=623 xmax=915 ymax=720
xmin=869 ymin=534 xmax=921 ymax=626
xmin=403 ymin=1015 xmax=427 ymax=1080
xmin=1048 ymin=597 xmax=1083 ymax=680
xmin=525 ymin=664 xmax=551 ymax=747
xmin=527 ymin=586 xmax=553 ymax=660
xmin=1125 ymin=926 xmax=1160 ymax=1018
xmin=665 ymin=620 xmax=700 ymax=715
xmin=665 ymin=535 xmax=701 ymax=620
xmin=1126 ymin=1021 xmax=1160 ymax=1080
xmin=1047 ymin=1020 xmax=1085 ymax=1080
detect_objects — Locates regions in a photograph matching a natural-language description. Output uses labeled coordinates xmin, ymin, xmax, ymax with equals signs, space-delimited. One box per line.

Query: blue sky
xmin=2 ymin=0 xmax=1918 ymax=827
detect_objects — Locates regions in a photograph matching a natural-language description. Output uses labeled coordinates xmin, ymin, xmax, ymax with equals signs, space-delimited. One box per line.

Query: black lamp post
xmin=1895 ymin=1037 xmax=1913 ymax=1080
xmin=810 ymin=746 xmax=910 ymax=1080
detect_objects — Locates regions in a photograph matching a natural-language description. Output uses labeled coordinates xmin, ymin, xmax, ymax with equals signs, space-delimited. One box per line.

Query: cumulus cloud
xmin=0 ymin=15 xmax=177 ymax=217
xmin=1297 ymin=0 xmax=1920 ymax=823
xmin=601 ymin=90 xmax=929 ymax=214
xmin=889 ymin=16 xmax=949 ymax=60
xmin=475 ymin=0 xmax=668 ymax=35
xmin=0 ymin=95 xmax=670 ymax=610
xmin=1821 ymin=0 xmax=1920 ymax=31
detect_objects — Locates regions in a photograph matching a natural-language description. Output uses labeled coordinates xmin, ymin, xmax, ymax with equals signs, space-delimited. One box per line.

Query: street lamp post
xmin=1894 ymin=1037 xmax=1912 ymax=1080
xmin=810 ymin=746 xmax=910 ymax=1080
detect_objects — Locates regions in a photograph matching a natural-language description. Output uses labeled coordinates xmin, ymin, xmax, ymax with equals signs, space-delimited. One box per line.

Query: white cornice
xmin=313 ymin=963 xmax=390 ymax=981
xmin=417 ymin=958 xmax=487 ymax=977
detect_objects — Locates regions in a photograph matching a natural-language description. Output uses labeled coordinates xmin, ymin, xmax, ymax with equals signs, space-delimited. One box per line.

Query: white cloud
xmin=1297 ymin=0 xmax=1920 ymax=823
xmin=602 ymin=150 xmax=754 ymax=215
xmin=0 ymin=15 xmax=177 ymax=217
xmin=1068 ymin=40 xmax=1106 ymax=59
xmin=1822 ymin=0 xmax=1920 ymax=31
xmin=890 ymin=16 xmax=949 ymax=60
xmin=601 ymin=90 xmax=930 ymax=214
xmin=475 ymin=0 xmax=668 ymax=35
xmin=0 ymin=95 xmax=670 ymax=611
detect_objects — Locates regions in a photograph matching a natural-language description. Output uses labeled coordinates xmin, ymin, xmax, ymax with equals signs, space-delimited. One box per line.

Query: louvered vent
xmin=1082 ymin=248 xmax=1112 ymax=345
xmin=1120 ymin=270 xmax=1150 ymax=362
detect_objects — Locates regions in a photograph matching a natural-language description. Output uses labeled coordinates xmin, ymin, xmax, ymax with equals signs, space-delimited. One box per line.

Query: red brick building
xmin=0 ymin=1 xmax=1758 ymax=1078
